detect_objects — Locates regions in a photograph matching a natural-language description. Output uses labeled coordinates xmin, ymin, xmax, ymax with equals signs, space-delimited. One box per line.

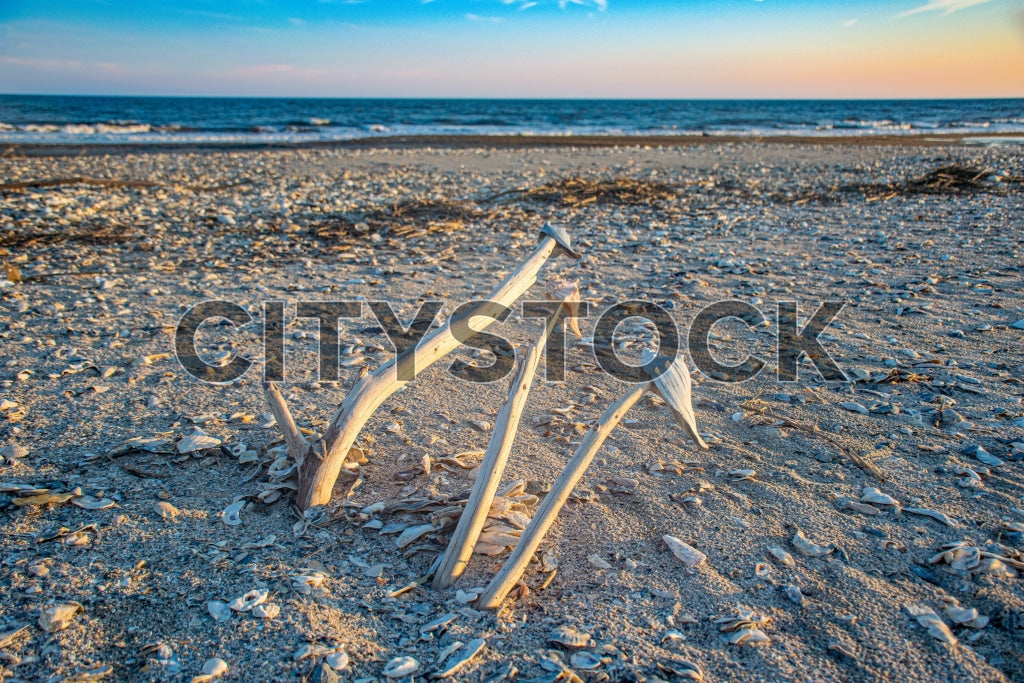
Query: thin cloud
xmin=898 ymin=0 xmax=992 ymax=18
xmin=465 ymin=13 xmax=504 ymax=22
xmin=0 ymin=55 xmax=128 ymax=74
xmin=558 ymin=0 xmax=607 ymax=10
xmin=843 ymin=18 xmax=859 ymax=27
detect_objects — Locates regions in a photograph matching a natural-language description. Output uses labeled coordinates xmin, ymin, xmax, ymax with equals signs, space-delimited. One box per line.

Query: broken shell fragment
xmin=222 ymin=500 xmax=245 ymax=526
xmin=383 ymin=656 xmax=419 ymax=678
xmin=433 ymin=638 xmax=485 ymax=679
xmin=903 ymin=507 xmax=958 ymax=527
xmin=73 ymin=495 xmax=118 ymax=510
xmin=228 ymin=589 xmax=268 ymax=612
xmin=664 ymin=535 xmax=707 ymax=567
xmin=944 ymin=605 xmax=988 ymax=629
xmin=252 ymin=603 xmax=280 ymax=619
xmin=727 ymin=628 xmax=771 ymax=646
xmin=642 ymin=351 xmax=708 ymax=450
xmin=768 ymin=546 xmax=796 ymax=567
xmin=548 ymin=625 xmax=591 ymax=649
xmin=177 ymin=433 xmax=221 ymax=454
xmin=860 ymin=487 xmax=898 ymax=506
xmin=569 ymin=651 xmax=603 ymax=670
xmin=207 ymin=601 xmax=231 ymax=623
xmin=39 ymin=602 xmax=83 ymax=633
xmin=791 ymin=529 xmax=835 ymax=557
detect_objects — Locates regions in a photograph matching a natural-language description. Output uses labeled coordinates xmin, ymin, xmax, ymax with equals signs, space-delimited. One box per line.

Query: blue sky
xmin=0 ymin=0 xmax=1021 ymax=97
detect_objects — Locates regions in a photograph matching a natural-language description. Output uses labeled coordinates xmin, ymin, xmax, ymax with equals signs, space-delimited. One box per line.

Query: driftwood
xmin=433 ymin=278 xmax=581 ymax=589
xmin=478 ymin=352 xmax=707 ymax=609
xmin=278 ymin=224 xmax=579 ymax=511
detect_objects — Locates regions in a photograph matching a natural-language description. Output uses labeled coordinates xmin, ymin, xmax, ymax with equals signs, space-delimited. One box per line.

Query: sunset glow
xmin=1 ymin=0 xmax=1022 ymax=98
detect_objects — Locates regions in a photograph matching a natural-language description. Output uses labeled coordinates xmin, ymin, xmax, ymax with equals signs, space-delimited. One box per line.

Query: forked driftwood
xmin=262 ymin=381 xmax=307 ymax=463
xmin=433 ymin=278 xmax=582 ymax=589
xmin=477 ymin=352 xmax=707 ymax=609
xmin=283 ymin=224 xmax=580 ymax=511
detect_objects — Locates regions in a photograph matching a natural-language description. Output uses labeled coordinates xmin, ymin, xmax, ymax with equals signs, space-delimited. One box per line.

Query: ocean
xmin=1 ymin=95 xmax=1022 ymax=146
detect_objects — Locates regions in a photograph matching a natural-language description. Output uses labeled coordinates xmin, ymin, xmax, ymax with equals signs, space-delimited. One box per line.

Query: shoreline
xmin=4 ymin=132 xmax=1023 ymax=157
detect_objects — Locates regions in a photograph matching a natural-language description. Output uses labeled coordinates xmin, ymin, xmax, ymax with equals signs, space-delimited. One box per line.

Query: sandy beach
xmin=1 ymin=139 xmax=1023 ymax=682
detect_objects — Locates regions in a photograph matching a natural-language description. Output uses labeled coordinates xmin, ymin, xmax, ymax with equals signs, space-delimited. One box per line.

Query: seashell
xmin=944 ymin=606 xmax=988 ymax=628
xmin=0 ymin=444 xmax=28 ymax=460
xmin=222 ymin=500 xmax=245 ymax=526
xmin=267 ymin=457 xmax=296 ymax=480
xmin=39 ymin=602 xmax=83 ymax=633
xmin=768 ymin=546 xmax=796 ymax=567
xmin=905 ymin=603 xmax=957 ymax=644
xmin=252 ymin=603 xmax=280 ymax=619
xmin=569 ymin=651 xmax=603 ymax=671
xmin=383 ymin=656 xmax=419 ymax=678
xmin=860 ymin=487 xmax=898 ymax=506
xmin=433 ymin=638 xmax=485 ymax=679
xmin=292 ymin=573 xmax=325 ymax=595
xmin=228 ymin=589 xmax=268 ymax=612
xmin=783 ymin=584 xmax=805 ymax=606
xmin=903 ymin=507 xmax=958 ymax=527
xmin=396 ymin=523 xmax=438 ymax=548
xmin=326 ymin=651 xmax=350 ymax=671
xmin=791 ymin=529 xmax=835 ymax=557
xmin=715 ymin=609 xmax=771 ymax=632
xmin=548 ymin=625 xmax=591 ymax=649
xmin=729 ymin=469 xmax=756 ymax=482
xmin=664 ymin=535 xmax=706 ymax=567
xmin=657 ymin=659 xmax=703 ymax=681
xmin=420 ymin=613 xmax=458 ymax=634
xmin=65 ymin=531 xmax=91 ymax=547
xmin=588 ymin=554 xmax=613 ymax=569
xmin=455 ymin=589 xmax=481 ymax=605
xmin=727 ymin=628 xmax=770 ymax=646
xmin=755 ymin=562 xmax=770 ymax=578
xmin=177 ymin=433 xmax=221 ymax=454
xmin=641 ymin=350 xmax=708 ymax=449
xmin=469 ymin=420 xmax=492 ymax=432
xmin=72 ymin=495 xmax=118 ymax=510
xmin=201 ymin=657 xmax=229 ymax=678
xmin=226 ymin=442 xmax=247 ymax=457
xmin=207 ymin=601 xmax=231 ymax=622
xmin=238 ymin=449 xmax=260 ymax=465
xmin=840 ymin=402 xmax=869 ymax=415
xmin=845 ymin=500 xmax=880 ymax=516
xmin=13 ymin=491 xmax=77 ymax=507
xmin=977 ymin=557 xmax=1018 ymax=577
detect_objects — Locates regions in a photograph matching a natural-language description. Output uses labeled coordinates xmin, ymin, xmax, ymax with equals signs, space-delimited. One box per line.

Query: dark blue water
xmin=1 ymin=95 xmax=1022 ymax=145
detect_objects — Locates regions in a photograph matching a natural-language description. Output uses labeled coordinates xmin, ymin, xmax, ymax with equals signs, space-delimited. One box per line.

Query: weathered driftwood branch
xmin=477 ymin=352 xmax=707 ymax=609
xmin=294 ymin=224 xmax=579 ymax=511
xmin=433 ymin=278 xmax=580 ymax=589
xmin=262 ymin=381 xmax=308 ymax=464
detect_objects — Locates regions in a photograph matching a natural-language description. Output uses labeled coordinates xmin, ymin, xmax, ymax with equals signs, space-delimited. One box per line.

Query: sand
xmin=0 ymin=140 xmax=1022 ymax=682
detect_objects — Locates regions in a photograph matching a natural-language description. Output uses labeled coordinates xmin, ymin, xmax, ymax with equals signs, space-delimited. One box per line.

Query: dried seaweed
xmin=857 ymin=164 xmax=1003 ymax=201
xmin=523 ymin=176 xmax=678 ymax=206
xmin=0 ymin=176 xmax=250 ymax=193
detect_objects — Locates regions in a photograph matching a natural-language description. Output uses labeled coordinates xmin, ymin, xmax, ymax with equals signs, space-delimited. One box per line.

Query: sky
xmin=0 ymin=0 xmax=1022 ymax=98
